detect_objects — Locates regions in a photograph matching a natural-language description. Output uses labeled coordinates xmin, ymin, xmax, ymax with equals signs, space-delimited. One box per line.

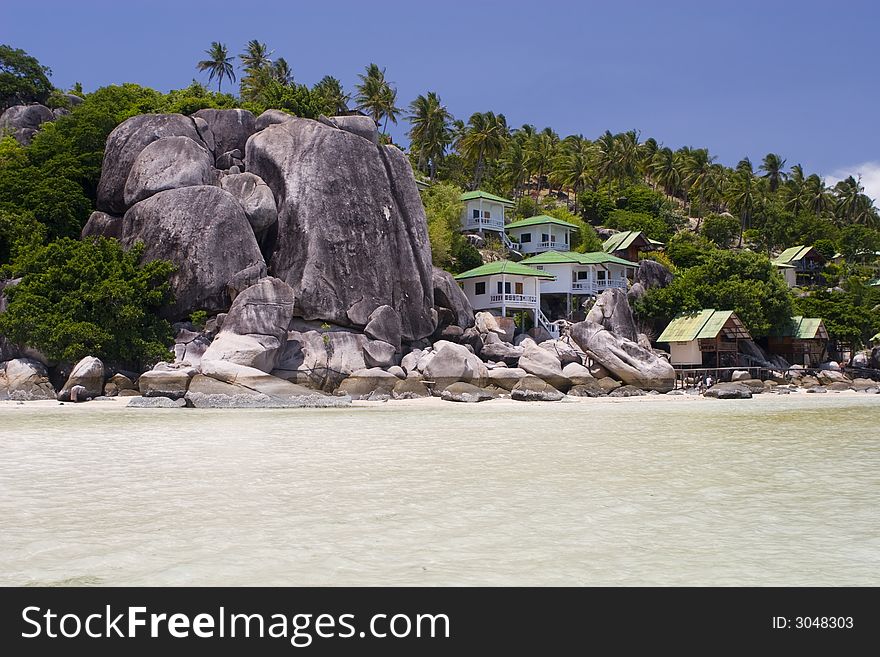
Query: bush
xmin=665 ymin=232 xmax=717 ymax=269
xmin=0 ymin=238 xmax=175 ymax=368
xmin=606 ymin=209 xmax=671 ymax=242
xmin=617 ymin=185 xmax=667 ymax=216
xmin=0 ymin=45 xmax=54 ymax=109
xmin=577 ymin=189 xmax=614 ymax=225
xmin=0 ymin=206 xmax=45 ymax=271
xmin=700 ymin=213 xmax=740 ymax=248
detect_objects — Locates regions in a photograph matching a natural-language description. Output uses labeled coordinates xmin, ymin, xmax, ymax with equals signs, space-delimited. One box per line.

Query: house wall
xmin=668 ymin=340 xmax=702 ymax=365
xmin=460 ymin=274 xmax=540 ymax=312
xmin=509 ymin=225 xmax=571 ymax=253
xmin=781 ymin=267 xmax=797 ymax=287
xmin=461 ymin=200 xmax=506 ymax=232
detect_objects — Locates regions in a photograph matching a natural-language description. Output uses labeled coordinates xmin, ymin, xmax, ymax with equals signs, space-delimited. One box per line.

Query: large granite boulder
xmin=392 ymin=377 xmax=431 ymax=399
xmin=119 ymin=185 xmax=264 ymax=318
xmin=192 ymin=108 xmax=256 ymax=159
xmin=0 ymin=104 xmax=55 ymax=145
xmin=475 ymin=312 xmax=515 ymax=343
xmin=255 ymin=109 xmax=294 ymax=131
xmin=137 ymin=364 xmax=196 ymax=399
xmin=480 ymin=333 xmax=523 ymax=366
xmin=510 ymin=376 xmax=565 ymax=402
xmin=57 ymin=356 xmax=105 ymax=401
xmin=201 ymin=277 xmax=295 ymax=372
xmin=585 ymin=288 xmax=637 ymax=342
xmin=123 ymin=136 xmax=215 ymax=206
xmin=432 ymin=267 xmax=475 ymax=329
xmin=364 ymin=305 xmax=402 ymax=350
xmin=422 ymin=340 xmax=489 ymax=390
xmin=97 ymin=113 xmax=207 ymax=214
xmin=199 ymin=359 xmax=326 ymax=399
xmin=246 ymin=117 xmax=435 ymax=341
xmin=561 ymin=362 xmax=596 ymax=386
xmin=330 ymin=115 xmax=379 ymax=145
xmin=571 ymin=320 xmax=675 ymax=392
xmin=271 ymin=327 xmax=368 ymax=391
xmin=0 ymin=358 xmax=56 ymax=400
xmin=219 ymin=172 xmax=277 ymax=234
xmin=703 ymin=382 xmax=753 ymax=399
xmin=335 ymin=367 xmax=398 ymax=399
xmin=871 ymin=346 xmax=880 ymax=370
xmin=487 ymin=367 xmax=528 ymax=391
xmin=635 ymin=259 xmax=673 ymax=290
xmin=81 ymin=211 xmax=122 ymax=240
xmin=518 ymin=342 xmax=570 ymax=391
xmin=441 ymin=382 xmax=496 ymax=403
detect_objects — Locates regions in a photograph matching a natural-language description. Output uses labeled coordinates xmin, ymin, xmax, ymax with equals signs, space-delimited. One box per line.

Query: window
xmin=515 ymin=282 xmax=523 ymax=295
xmin=473 ymin=209 xmax=480 ymax=219
xmin=535 ymin=265 xmax=544 ymax=270
xmin=541 ymin=233 xmax=550 ymax=243
xmin=576 ymin=270 xmax=589 ymax=280
xmin=597 ymin=270 xmax=607 ymax=281
xmin=497 ymin=281 xmax=511 ymax=294
xmin=520 ymin=233 xmax=532 ymax=243
xmin=475 ymin=281 xmax=486 ymax=295
xmin=482 ymin=210 xmax=491 ymax=218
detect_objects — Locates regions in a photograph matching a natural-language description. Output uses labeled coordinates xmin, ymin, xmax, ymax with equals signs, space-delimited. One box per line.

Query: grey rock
xmin=186 ymin=390 xmax=348 ymax=408
xmin=806 ymin=386 xmax=827 ymax=394
xmin=597 ymin=377 xmax=622 ymax=393
xmin=119 ymin=185 xmax=264 ymax=319
xmin=192 ymin=116 xmax=215 ymax=152
xmin=851 ymin=351 xmax=869 ymax=368
xmin=201 ymin=277 xmax=295 ymax=372
xmin=585 ymin=288 xmax=637 ymax=342
xmin=364 ymin=305 xmax=402 ymax=350
xmin=439 ymin=325 xmax=463 ymax=341
xmin=608 ymin=385 xmax=646 ymax=398
xmin=219 ymin=172 xmax=278 ymax=234
xmin=336 ymin=367 xmax=399 ymax=399
xmin=191 ymin=108 xmax=256 ymax=159
xmin=137 ymin=368 xmax=194 ymax=399
xmin=58 ymin=356 xmax=105 ymax=401
xmin=0 ymin=358 xmax=56 ymax=400
xmin=571 ymin=320 xmax=675 ymax=392
xmin=561 ymin=362 xmax=595 ymax=386
xmin=97 ymin=113 xmax=207 ymax=214
xmin=730 ymin=370 xmax=751 ymax=382
xmin=441 ymin=382 xmax=496 ymax=403
xmin=226 ymin=262 xmax=268 ymax=302
xmin=123 ymin=136 xmax=215 ymax=206
xmin=422 ymin=340 xmax=489 ymax=390
xmin=539 ymin=338 xmax=585 ymax=367
xmin=199 ymin=359 xmax=326 ymax=400
xmin=480 ymin=334 xmax=523 ymax=366
xmin=527 ymin=327 xmax=553 ymax=343
xmin=400 ymin=348 xmax=425 ymax=374
xmin=387 ymin=365 xmax=406 ymax=379
xmin=871 ymin=346 xmax=880 ymax=370
xmin=518 ymin=343 xmax=569 ymax=391
xmin=817 ymin=370 xmax=851 ymax=385
xmin=487 ymin=367 xmax=528 ymax=391
xmin=635 ymin=259 xmax=673 ymax=290
xmin=392 ymin=377 xmax=431 ymax=399
xmin=81 ymin=211 xmax=122 ymax=240
xmin=246 ymin=118 xmax=435 ymax=341
xmin=127 ymin=396 xmax=187 ymax=408
xmin=703 ymin=383 xmax=753 ymax=399
xmin=363 ymin=340 xmax=397 ymax=368
xmin=255 ymin=109 xmax=294 ymax=131
xmin=68 ymin=384 xmax=88 ymax=402
xmin=510 ymin=376 xmax=565 ymax=402
xmin=330 ymin=115 xmax=379 ymax=145
xmin=432 ymin=267 xmax=475 ymax=329
xmin=0 ymin=104 xmax=55 ymax=145
xmin=567 ymin=383 xmax=607 ymax=398
xmin=475 ymin=312 xmax=515 ymax=343
xmin=459 ymin=327 xmax=484 ymax=355
xmin=271 ymin=328 xmax=369 ymax=391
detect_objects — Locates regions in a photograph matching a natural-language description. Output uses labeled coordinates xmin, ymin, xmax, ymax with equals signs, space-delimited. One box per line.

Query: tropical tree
xmin=552 ymin=135 xmax=596 ymax=211
xmin=457 ymin=111 xmax=509 ymax=189
xmin=832 ymin=176 xmax=877 ymax=227
xmin=407 ymin=91 xmax=453 ymax=179
xmin=196 ymin=42 xmax=235 ymax=93
xmin=312 ymin=76 xmax=349 ymax=114
xmin=783 ymin=164 xmax=806 ymax=214
xmin=240 ymin=39 xmax=273 ymax=73
xmin=525 ymin=128 xmax=559 ymax=200
xmin=355 ymin=63 xmax=399 ymax=131
xmin=683 ymin=148 xmax=716 ymax=217
xmin=0 ymin=45 xmax=54 ymax=109
xmin=272 ymin=57 xmax=293 ymax=85
xmin=650 ymin=147 xmax=682 ymax=199
xmin=760 ymin=153 xmax=787 ymax=193
xmin=726 ymin=158 xmax=757 ymax=246
xmin=803 ymin=174 xmax=831 ymax=217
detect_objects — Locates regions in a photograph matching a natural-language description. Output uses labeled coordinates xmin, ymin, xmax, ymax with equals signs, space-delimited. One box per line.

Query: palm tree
xmin=552 ymin=135 xmax=596 ymax=211
xmin=683 ymin=148 xmax=716 ymax=218
xmin=272 ymin=57 xmax=293 ymax=85
xmin=457 ymin=111 xmax=509 ymax=189
xmin=525 ymin=128 xmax=559 ymax=201
xmin=313 ymin=76 xmax=350 ymax=114
xmin=804 ymin=174 xmax=831 ymax=217
xmin=615 ymin=130 xmax=641 ymax=187
xmin=783 ymin=164 xmax=806 ymax=214
xmin=240 ymin=40 xmax=273 ymax=73
xmin=726 ymin=158 xmax=757 ymax=245
xmin=594 ymin=131 xmax=618 ymax=192
xmin=379 ymin=84 xmax=401 ymax=134
xmin=407 ymin=92 xmax=453 ymax=179
xmin=500 ymin=139 xmax=529 ymax=199
xmin=356 ymin=63 xmax=391 ymax=127
xmin=760 ymin=153 xmax=787 ymax=193
xmin=832 ymin=176 xmax=876 ymax=226
xmin=650 ymin=147 xmax=682 ymax=199
xmin=196 ymin=42 xmax=235 ymax=93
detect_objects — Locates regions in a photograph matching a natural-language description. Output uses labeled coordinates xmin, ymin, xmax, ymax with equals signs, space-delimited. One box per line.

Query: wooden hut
xmin=767 ymin=316 xmax=829 ymax=367
xmin=657 ymin=309 xmax=751 ymax=367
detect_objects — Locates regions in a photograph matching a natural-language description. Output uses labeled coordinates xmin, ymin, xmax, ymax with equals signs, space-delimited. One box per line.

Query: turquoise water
xmin=1 ymin=394 xmax=878 ymax=585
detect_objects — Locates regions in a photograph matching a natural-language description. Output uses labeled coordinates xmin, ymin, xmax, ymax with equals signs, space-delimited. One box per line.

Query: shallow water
xmin=1 ymin=395 xmax=878 ymax=586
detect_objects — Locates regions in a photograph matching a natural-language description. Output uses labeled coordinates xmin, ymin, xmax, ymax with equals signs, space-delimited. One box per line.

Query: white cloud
xmin=825 ymin=161 xmax=880 ymax=208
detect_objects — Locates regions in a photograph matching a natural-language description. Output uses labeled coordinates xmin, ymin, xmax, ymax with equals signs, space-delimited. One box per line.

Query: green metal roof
xmin=773 ymin=316 xmax=827 ymax=339
xmin=459 ymin=190 xmax=515 ymax=206
xmin=454 ymin=259 xmax=555 ymax=280
xmin=504 ymin=215 xmax=579 ymax=230
xmin=602 ymin=230 xmax=657 ymax=254
xmin=657 ymin=309 xmax=747 ymax=342
xmin=772 ymin=245 xmax=814 ymax=265
xmin=519 ymin=250 xmax=637 ymax=267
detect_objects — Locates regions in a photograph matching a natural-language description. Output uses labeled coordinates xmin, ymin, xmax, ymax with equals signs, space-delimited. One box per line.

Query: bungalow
xmin=772 ymin=245 xmax=826 ymax=286
xmin=767 ymin=316 xmax=829 ymax=367
xmin=459 ymin=190 xmax=514 ymax=235
xmin=504 ymin=215 xmax=578 ymax=255
xmin=454 ymin=259 xmax=558 ymax=336
xmin=520 ymin=250 xmax=635 ymax=321
xmin=602 ymin=230 xmax=663 ymax=263
xmin=657 ymin=309 xmax=751 ymax=367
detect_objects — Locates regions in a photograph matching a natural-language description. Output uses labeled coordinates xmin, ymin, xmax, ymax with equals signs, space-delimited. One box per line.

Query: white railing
xmin=538 ymin=240 xmax=561 ymax=249
xmin=571 ymin=281 xmax=593 ymax=292
xmin=536 ymin=310 xmax=561 ymax=338
xmin=502 ymin=233 xmax=520 ymax=251
xmin=464 ymin=218 xmax=504 ymax=231
xmin=490 ymin=293 xmax=537 ymax=305
xmin=596 ymin=279 xmax=627 ymax=290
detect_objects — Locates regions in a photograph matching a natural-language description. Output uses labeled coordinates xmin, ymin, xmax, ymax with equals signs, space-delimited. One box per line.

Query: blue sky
xmin=4 ymin=0 xmax=879 ymax=197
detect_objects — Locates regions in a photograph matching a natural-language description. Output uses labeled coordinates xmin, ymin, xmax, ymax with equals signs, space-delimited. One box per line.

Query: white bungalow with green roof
xmin=505 ymin=215 xmax=578 ymax=254
xmin=657 ymin=309 xmax=751 ymax=367
xmin=454 ymin=260 xmax=560 ymax=336
xmin=459 ymin=190 xmax=514 ymax=234
xmin=519 ymin=250 xmax=634 ymax=296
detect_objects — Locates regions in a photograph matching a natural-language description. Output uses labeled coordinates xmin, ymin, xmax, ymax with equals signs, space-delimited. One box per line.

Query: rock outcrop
xmin=119 ymin=185 xmax=264 ymax=318
xmin=219 ymin=172 xmax=278 ymax=234
xmin=571 ymin=320 xmax=675 ymax=392
xmin=58 ymin=356 xmax=105 ymax=401
xmin=0 ymin=104 xmax=56 ymax=145
xmin=271 ymin=327 xmax=369 ymax=391
xmin=246 ymin=117 xmax=435 ymax=341
xmin=97 ymin=113 xmax=208 ymax=214
xmin=585 ymin=288 xmax=638 ymax=342
xmin=123 ymin=136 xmax=215 ymax=206
xmin=81 ymin=211 xmax=122 ymax=240
xmin=432 ymin=267 xmax=475 ymax=330
xmin=0 ymin=358 xmax=56 ymax=400
xmin=421 ymin=340 xmax=488 ymax=390
xmin=510 ymin=376 xmax=564 ymax=402
xmin=441 ymin=382 xmax=496 ymax=403
xmin=192 ymin=108 xmax=255 ymax=160
xmin=201 ymin=277 xmax=295 ymax=372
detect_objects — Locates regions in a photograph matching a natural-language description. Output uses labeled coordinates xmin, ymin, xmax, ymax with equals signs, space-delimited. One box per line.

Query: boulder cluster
xmin=0 ymin=95 xmax=84 ymax=145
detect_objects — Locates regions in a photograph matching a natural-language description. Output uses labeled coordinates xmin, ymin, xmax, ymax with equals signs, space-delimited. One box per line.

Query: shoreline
xmin=1 ymin=387 xmax=876 ymax=413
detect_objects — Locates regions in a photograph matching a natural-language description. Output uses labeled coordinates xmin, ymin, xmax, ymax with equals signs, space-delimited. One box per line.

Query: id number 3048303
xmin=772 ymin=617 xmax=854 ymax=629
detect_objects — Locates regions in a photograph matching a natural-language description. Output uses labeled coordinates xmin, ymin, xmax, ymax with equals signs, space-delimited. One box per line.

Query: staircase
xmin=536 ymin=310 xmax=561 ymax=339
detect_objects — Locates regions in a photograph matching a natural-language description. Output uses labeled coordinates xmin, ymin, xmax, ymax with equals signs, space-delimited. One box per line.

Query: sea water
xmin=1 ymin=395 xmax=878 ymax=586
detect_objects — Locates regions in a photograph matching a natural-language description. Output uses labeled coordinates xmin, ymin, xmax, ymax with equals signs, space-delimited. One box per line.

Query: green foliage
xmin=0 ymin=45 xmax=54 ymax=109
xmin=189 ymin=310 xmax=208 ymax=329
xmin=420 ymin=182 xmax=463 ymax=267
xmin=0 ymin=206 xmax=46 ymax=271
xmin=605 ymin=209 xmax=671 ymax=242
xmin=577 ymin=189 xmax=614 ymax=225
xmin=813 ymin=238 xmax=837 ymax=260
xmin=242 ymin=79 xmax=330 ymax=118
xmin=700 ymin=213 xmax=740 ymax=248
xmin=617 ymin=185 xmax=667 ymax=216
xmin=838 ymin=225 xmax=880 ymax=263
xmin=665 ymin=232 xmax=717 ymax=269
xmin=635 ymin=250 xmax=793 ymax=337
xmin=794 ymin=284 xmax=880 ymax=347
xmin=160 ymin=81 xmax=237 ymax=114
xmin=542 ymin=205 xmax=602 ymax=252
xmin=0 ymin=238 xmax=175 ymax=367
xmin=451 ymin=239 xmax=483 ymax=273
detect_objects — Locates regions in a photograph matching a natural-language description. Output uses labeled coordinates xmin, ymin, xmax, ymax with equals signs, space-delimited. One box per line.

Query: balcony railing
xmin=464 ymin=217 xmax=504 ymax=231
xmin=489 ymin=293 xmax=538 ymax=305
xmin=596 ymin=279 xmax=627 ymax=290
